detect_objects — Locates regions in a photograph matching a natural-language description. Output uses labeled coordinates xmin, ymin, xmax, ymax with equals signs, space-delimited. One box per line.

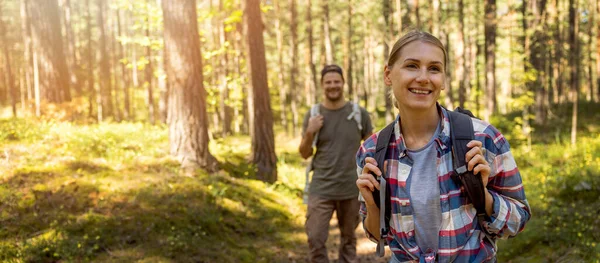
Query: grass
xmin=1 ymin=101 xmax=599 ymax=262
xmin=0 ymin=119 xmax=308 ymax=262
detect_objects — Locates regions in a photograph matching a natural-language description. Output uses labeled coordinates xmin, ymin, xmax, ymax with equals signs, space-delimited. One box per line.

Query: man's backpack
xmin=370 ymin=107 xmax=489 ymax=257
xmin=303 ymin=102 xmax=363 ymax=204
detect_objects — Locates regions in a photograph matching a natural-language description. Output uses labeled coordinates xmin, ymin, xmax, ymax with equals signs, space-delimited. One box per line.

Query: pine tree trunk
xmin=275 ymin=0 xmax=288 ymax=133
xmin=117 ymin=9 xmax=131 ymax=120
xmin=289 ymin=0 xmax=299 ymax=136
xmin=85 ymin=0 xmax=96 ymax=120
xmin=569 ymin=0 xmax=579 ymax=145
xmin=20 ymin=0 xmax=33 ymax=104
xmin=29 ymin=0 xmax=71 ymax=104
xmin=245 ymin=0 xmax=278 ymax=183
xmin=323 ymin=1 xmax=333 ymax=64
xmin=484 ymin=0 xmax=497 ymax=120
xmin=60 ymin=0 xmax=81 ymax=96
xmin=97 ymin=0 xmax=113 ymax=119
xmin=306 ymin=0 xmax=318 ymax=105
xmin=0 ymin=6 xmax=17 ymax=117
xmin=162 ymin=0 xmax=218 ymax=172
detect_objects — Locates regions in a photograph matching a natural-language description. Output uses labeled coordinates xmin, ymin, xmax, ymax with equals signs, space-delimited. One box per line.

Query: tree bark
xmin=274 ymin=0 xmax=288 ymax=133
xmin=484 ymin=0 xmax=497 ymax=120
xmin=289 ymin=0 xmax=299 ymax=136
xmin=97 ymin=0 xmax=113 ymax=119
xmin=85 ymin=0 xmax=96 ymax=120
xmin=306 ymin=0 xmax=318 ymax=105
xmin=569 ymin=0 xmax=579 ymax=145
xmin=28 ymin=0 xmax=71 ymax=104
xmin=60 ymin=0 xmax=81 ymax=96
xmin=323 ymin=1 xmax=334 ymax=64
xmin=20 ymin=0 xmax=33 ymax=103
xmin=0 ymin=6 xmax=17 ymax=117
xmin=244 ymin=0 xmax=278 ymax=183
xmin=145 ymin=0 xmax=156 ymax=124
xmin=117 ymin=9 xmax=131 ymax=120
xmin=162 ymin=0 xmax=218 ymax=171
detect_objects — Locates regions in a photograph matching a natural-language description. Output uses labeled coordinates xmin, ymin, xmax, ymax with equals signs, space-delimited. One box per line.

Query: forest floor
xmin=1 ymin=102 xmax=600 ymax=262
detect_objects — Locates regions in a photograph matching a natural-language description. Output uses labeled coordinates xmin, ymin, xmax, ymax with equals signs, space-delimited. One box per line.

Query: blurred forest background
xmin=0 ymin=0 xmax=599 ymax=262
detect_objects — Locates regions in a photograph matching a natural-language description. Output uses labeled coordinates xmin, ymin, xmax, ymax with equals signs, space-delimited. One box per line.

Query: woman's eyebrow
xmin=403 ymin=58 xmax=443 ymax=65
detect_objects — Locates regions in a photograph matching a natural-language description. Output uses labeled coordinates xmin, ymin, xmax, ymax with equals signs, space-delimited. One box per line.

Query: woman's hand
xmin=466 ymin=140 xmax=491 ymax=188
xmin=356 ymin=157 xmax=386 ymax=206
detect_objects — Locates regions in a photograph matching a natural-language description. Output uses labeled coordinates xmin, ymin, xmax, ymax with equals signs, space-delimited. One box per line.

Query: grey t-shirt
xmin=407 ymin=121 xmax=442 ymax=253
xmin=303 ymin=102 xmax=373 ymax=200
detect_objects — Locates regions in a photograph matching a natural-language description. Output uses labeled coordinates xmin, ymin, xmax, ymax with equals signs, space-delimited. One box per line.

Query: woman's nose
xmin=415 ymin=70 xmax=430 ymax=84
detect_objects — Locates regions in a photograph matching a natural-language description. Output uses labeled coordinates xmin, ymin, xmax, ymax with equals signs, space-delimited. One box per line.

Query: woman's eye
xmin=429 ymin=66 xmax=441 ymax=72
xmin=407 ymin=64 xmax=418 ymax=69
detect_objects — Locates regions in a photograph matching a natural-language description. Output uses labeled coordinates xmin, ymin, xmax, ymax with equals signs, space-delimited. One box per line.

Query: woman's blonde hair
xmin=387 ymin=30 xmax=448 ymax=69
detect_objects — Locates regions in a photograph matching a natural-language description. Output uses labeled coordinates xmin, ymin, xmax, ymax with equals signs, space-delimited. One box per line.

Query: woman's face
xmin=384 ymin=41 xmax=446 ymax=114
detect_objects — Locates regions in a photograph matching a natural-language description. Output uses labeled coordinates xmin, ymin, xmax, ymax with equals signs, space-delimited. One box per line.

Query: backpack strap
xmin=303 ymin=104 xmax=321 ymax=204
xmin=310 ymin=104 xmax=320 ymax=147
xmin=372 ymin=121 xmax=394 ymax=257
xmin=347 ymin=102 xmax=363 ymax=131
xmin=447 ymin=110 xmax=488 ymax=223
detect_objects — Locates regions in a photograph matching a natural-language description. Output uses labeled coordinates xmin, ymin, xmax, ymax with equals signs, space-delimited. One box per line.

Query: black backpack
xmin=370 ymin=107 xmax=488 ymax=257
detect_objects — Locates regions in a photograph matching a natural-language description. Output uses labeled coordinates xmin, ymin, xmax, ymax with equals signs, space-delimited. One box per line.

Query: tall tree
xmin=569 ymin=0 xmax=579 ymax=144
xmin=274 ymin=0 xmax=288 ymax=132
xmin=145 ymin=0 xmax=156 ymax=124
xmin=597 ymin=0 xmax=600 ymax=101
xmin=60 ymin=0 xmax=81 ymax=96
xmin=117 ymin=8 xmax=131 ymax=120
xmin=244 ymin=0 xmax=278 ymax=182
xmin=323 ymin=1 xmax=333 ymax=64
xmin=162 ymin=0 xmax=218 ymax=171
xmin=97 ymin=0 xmax=113 ymax=120
xmin=484 ymin=0 xmax=497 ymax=120
xmin=28 ymin=0 xmax=71 ymax=104
xmin=306 ymin=0 xmax=318 ymax=105
xmin=344 ymin=0 xmax=354 ymax=103
xmin=0 ymin=4 xmax=17 ymax=117
xmin=20 ymin=0 xmax=33 ymax=103
xmin=289 ymin=0 xmax=299 ymax=136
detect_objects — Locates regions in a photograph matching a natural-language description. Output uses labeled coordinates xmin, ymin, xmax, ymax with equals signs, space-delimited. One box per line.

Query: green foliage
xmin=0 ymin=118 xmax=305 ymax=262
xmin=497 ymin=134 xmax=600 ymax=261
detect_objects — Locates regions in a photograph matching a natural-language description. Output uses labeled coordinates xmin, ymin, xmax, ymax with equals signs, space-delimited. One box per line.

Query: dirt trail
xmin=291 ymin=212 xmax=392 ymax=263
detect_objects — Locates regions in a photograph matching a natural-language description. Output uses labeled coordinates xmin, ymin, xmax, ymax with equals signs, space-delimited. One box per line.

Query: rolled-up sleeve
xmin=482 ymin=136 xmax=531 ymax=238
xmin=356 ymin=134 xmax=379 ymax=242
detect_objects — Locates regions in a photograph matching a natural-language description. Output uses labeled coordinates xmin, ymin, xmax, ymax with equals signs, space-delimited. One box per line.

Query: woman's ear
xmin=384 ymin=65 xmax=392 ymax=86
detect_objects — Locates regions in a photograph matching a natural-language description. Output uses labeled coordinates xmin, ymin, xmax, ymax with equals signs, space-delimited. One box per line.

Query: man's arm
xmin=299 ymin=114 xmax=323 ymax=159
xmin=299 ymin=130 xmax=315 ymax=159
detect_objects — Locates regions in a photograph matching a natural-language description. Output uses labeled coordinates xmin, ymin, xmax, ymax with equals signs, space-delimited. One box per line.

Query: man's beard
xmin=325 ymin=89 xmax=342 ymax=102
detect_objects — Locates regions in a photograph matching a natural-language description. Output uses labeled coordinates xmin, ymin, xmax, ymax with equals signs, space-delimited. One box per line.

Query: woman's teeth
xmin=409 ymin=89 xmax=431 ymax=94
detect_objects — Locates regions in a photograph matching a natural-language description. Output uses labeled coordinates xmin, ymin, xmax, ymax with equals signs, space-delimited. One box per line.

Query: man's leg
xmin=306 ymin=195 xmax=335 ymax=263
xmin=336 ymin=197 xmax=360 ymax=263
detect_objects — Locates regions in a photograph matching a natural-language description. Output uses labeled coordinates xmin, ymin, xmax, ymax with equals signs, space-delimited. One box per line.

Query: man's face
xmin=322 ymin=72 xmax=344 ymax=102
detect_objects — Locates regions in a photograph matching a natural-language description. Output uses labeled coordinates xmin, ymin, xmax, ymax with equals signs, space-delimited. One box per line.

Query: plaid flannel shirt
xmin=356 ymin=106 xmax=531 ymax=263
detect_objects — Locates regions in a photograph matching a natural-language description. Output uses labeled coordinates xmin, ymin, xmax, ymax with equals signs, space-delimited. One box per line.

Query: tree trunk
xmin=289 ymin=0 xmax=299 ymax=136
xmin=306 ymin=0 xmax=318 ymax=105
xmin=383 ymin=0 xmax=393 ymax=123
xmin=145 ymin=0 xmax=155 ymax=124
xmin=20 ymin=0 xmax=33 ymax=104
xmin=60 ymin=0 xmax=81 ymax=96
xmin=569 ymin=0 xmax=579 ymax=145
xmin=0 ymin=6 xmax=17 ymax=117
xmin=597 ymin=0 xmax=600 ymax=102
xmin=244 ymin=0 xmax=278 ymax=183
xmin=162 ymin=0 xmax=218 ymax=172
xmin=218 ymin=0 xmax=231 ymax=135
xmin=85 ymin=0 xmax=96 ymax=120
xmin=323 ymin=1 xmax=334 ymax=64
xmin=345 ymin=0 xmax=354 ymax=102
xmin=28 ymin=0 xmax=71 ymax=104
xmin=484 ymin=0 xmax=497 ymax=121
xmin=458 ymin=0 xmax=467 ymax=108
xmin=117 ymin=9 xmax=131 ymax=120
xmin=274 ymin=0 xmax=288 ymax=133
xmin=97 ymin=0 xmax=113 ymax=119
